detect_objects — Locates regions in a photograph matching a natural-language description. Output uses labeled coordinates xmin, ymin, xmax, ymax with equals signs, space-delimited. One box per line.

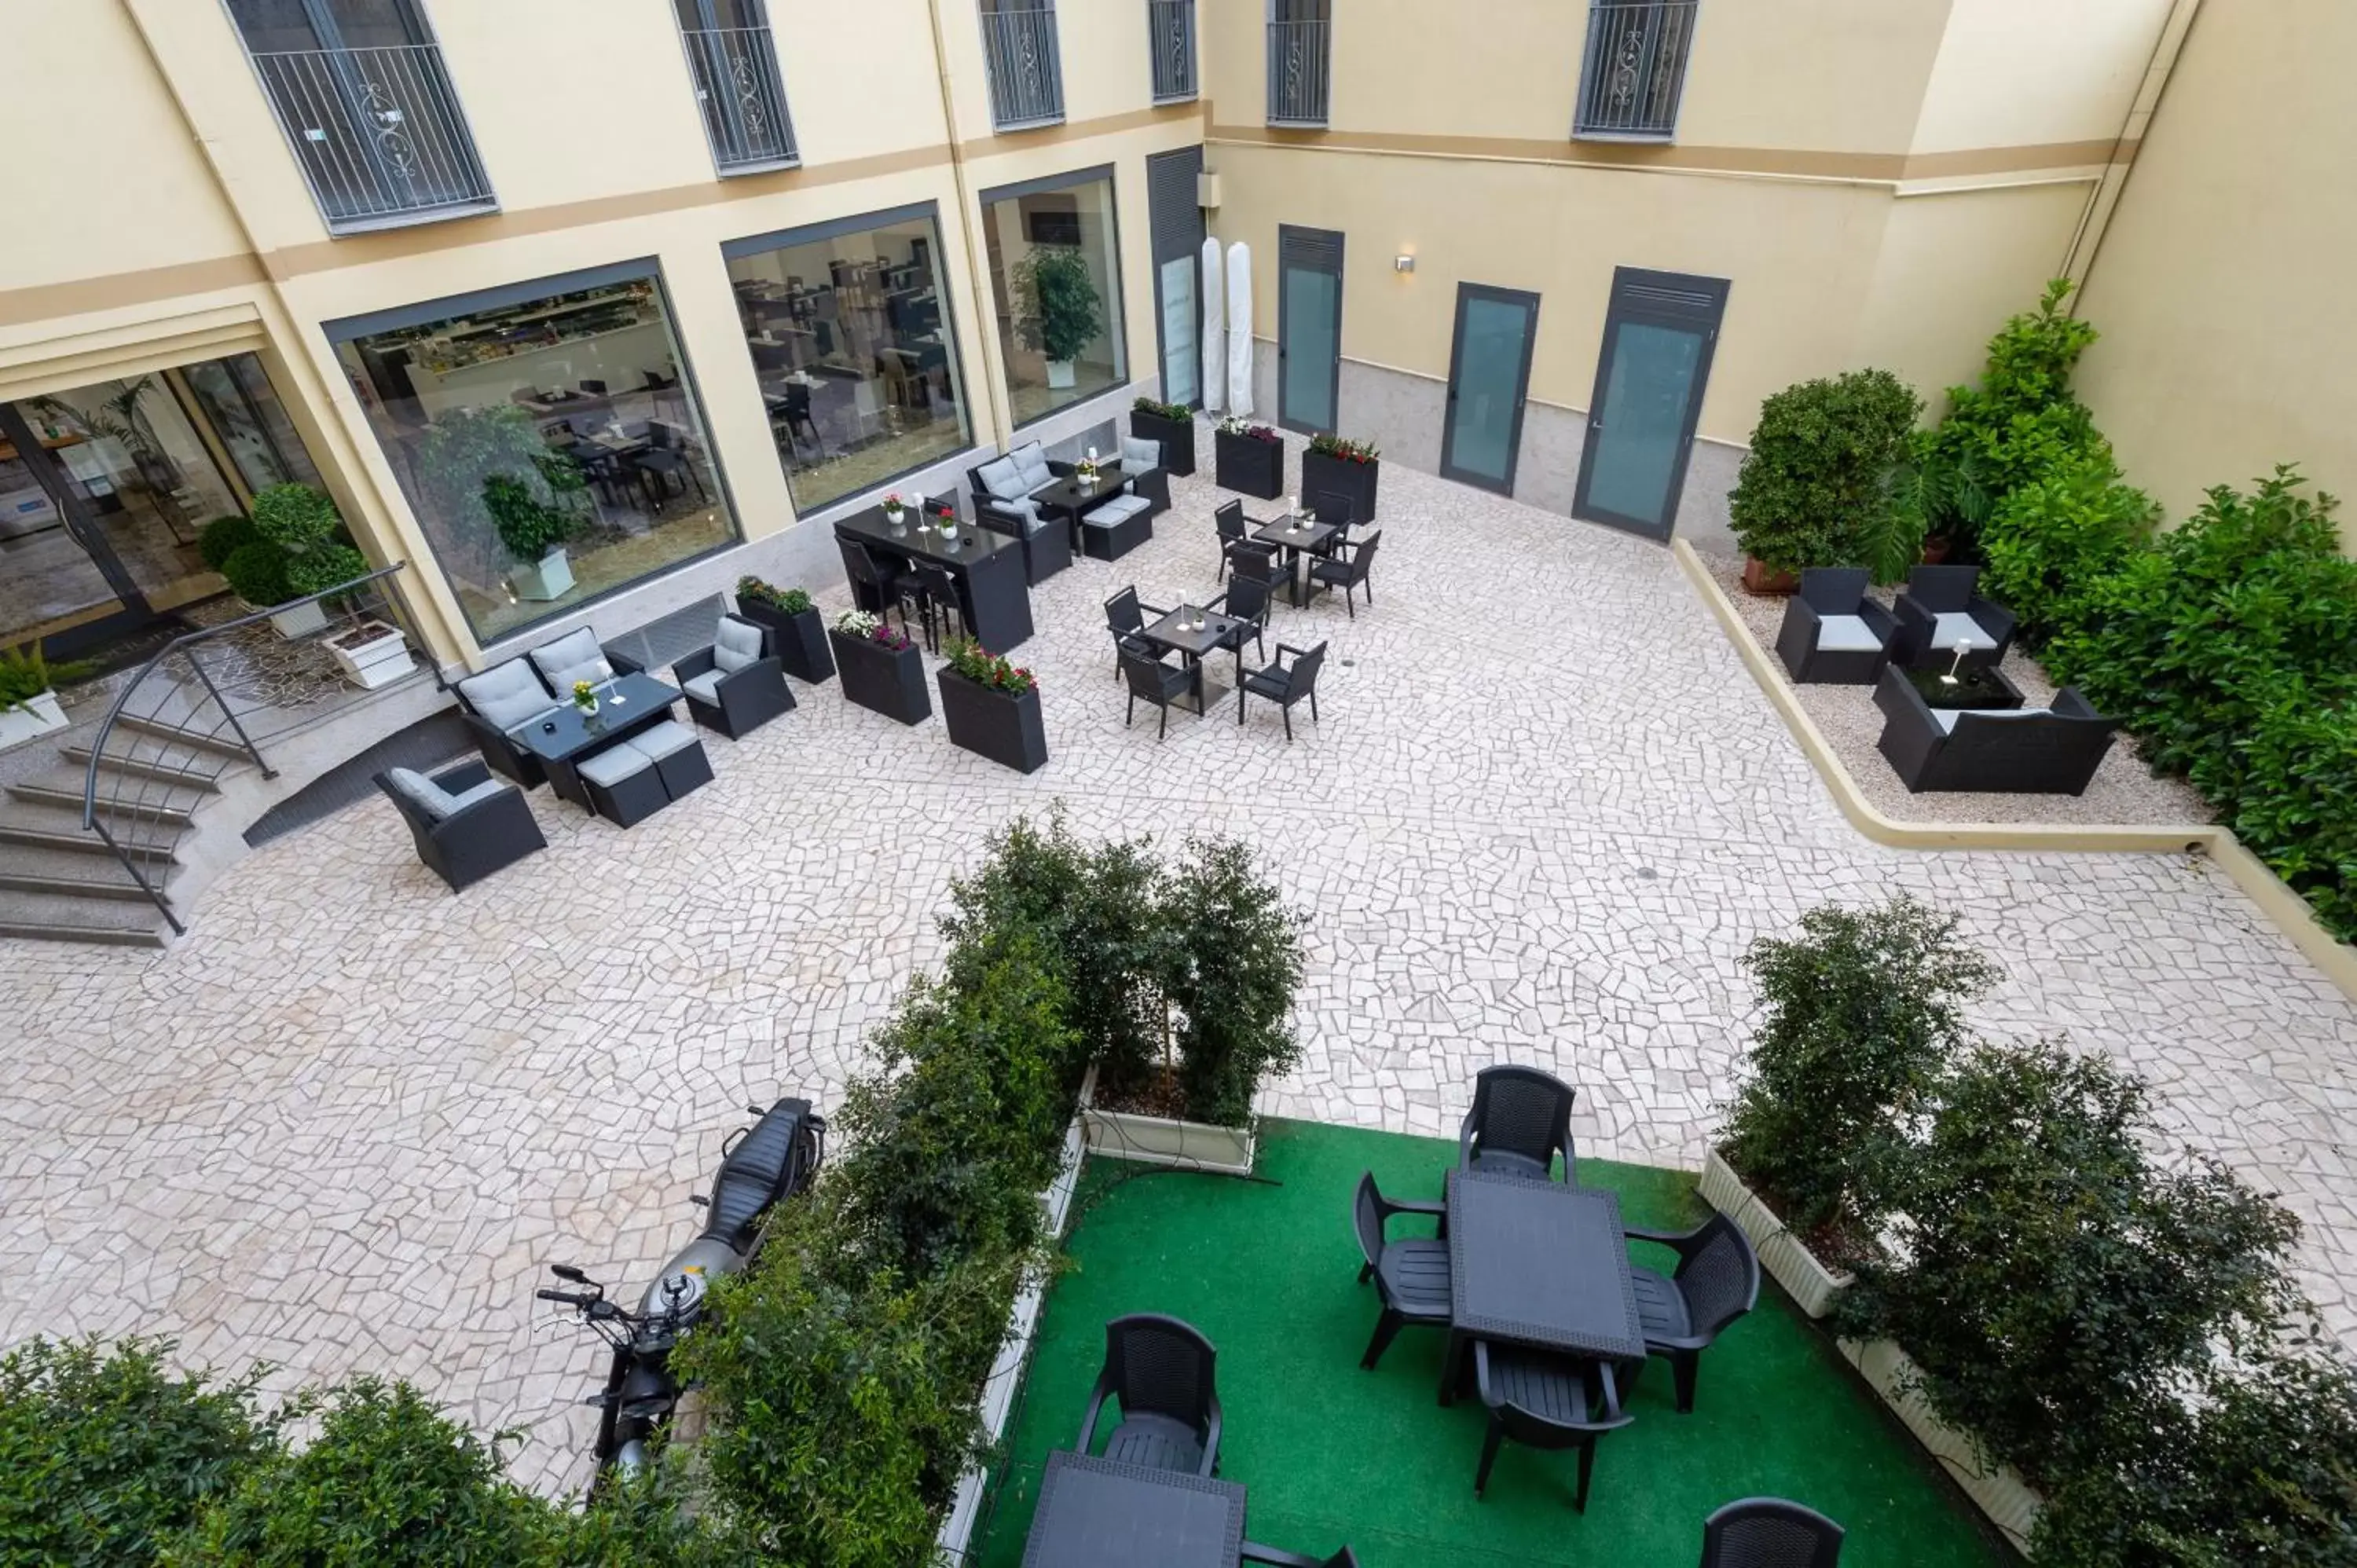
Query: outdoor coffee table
xmin=511 ymin=670 xmax=681 ymax=813
xmin=1140 ymin=604 xmax=1244 ymax=713
xmin=1021 ymin=1450 xmax=1247 ymax=1568
xmin=1032 ymin=464 xmax=1129 ymax=552
xmin=1250 ymin=513 xmax=1339 ymax=606
xmin=1439 ymin=1167 xmax=1645 ymax=1405
xmin=1906 ymin=662 xmax=2025 ymax=712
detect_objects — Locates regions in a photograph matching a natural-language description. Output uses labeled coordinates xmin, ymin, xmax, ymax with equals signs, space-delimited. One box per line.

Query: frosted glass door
xmin=1160 ymin=257 xmax=1198 ymax=406
xmin=1573 ymin=267 xmax=1726 ymax=539
xmin=1440 ymin=285 xmax=1539 ymax=493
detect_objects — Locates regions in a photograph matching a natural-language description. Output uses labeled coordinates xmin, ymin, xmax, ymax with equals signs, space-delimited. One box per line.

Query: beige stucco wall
xmin=1912 ymin=0 xmax=2170 ymax=152
xmin=2075 ymin=0 xmax=2355 ymax=529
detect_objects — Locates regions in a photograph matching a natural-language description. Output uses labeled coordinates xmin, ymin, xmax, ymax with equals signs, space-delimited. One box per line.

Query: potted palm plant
xmin=1013 ymin=246 xmax=1102 ymax=390
xmin=1130 ymin=397 xmax=1196 ymax=477
xmin=0 ymin=643 xmax=88 ymax=755
xmin=937 ymin=637 xmax=1046 ymax=774
xmin=1301 ymin=432 xmax=1380 ymax=522
xmin=734 ymin=577 xmax=833 ymax=684
xmin=1214 ymin=416 xmax=1285 ymax=500
xmin=830 ymin=609 xmax=929 ymax=725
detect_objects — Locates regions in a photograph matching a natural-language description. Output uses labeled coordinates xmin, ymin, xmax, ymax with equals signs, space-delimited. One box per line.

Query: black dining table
xmin=1250 ymin=513 xmax=1339 ymax=606
xmin=1021 ymin=1450 xmax=1247 ymax=1568
xmin=510 ymin=670 xmax=682 ymax=812
xmin=1139 ymin=603 xmax=1243 ymax=713
xmin=1439 ymin=1167 xmax=1646 ymax=1405
xmin=838 ymin=500 xmax=1036 ymax=653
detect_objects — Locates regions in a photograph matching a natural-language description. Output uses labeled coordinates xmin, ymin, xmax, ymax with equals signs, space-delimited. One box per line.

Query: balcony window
xmin=672 ymin=0 xmax=797 ymax=173
xmin=225 ymin=0 xmax=496 ymax=231
xmin=1149 ymin=0 xmax=1197 ymax=104
xmin=981 ymin=168 xmax=1127 ymax=427
xmin=328 ymin=264 xmax=738 ymax=645
xmin=1574 ymin=0 xmax=1699 ymax=141
xmin=724 ymin=207 xmax=973 ymax=513
xmin=1266 ymin=0 xmax=1330 ymax=126
xmin=978 ymin=0 xmax=1065 ymax=130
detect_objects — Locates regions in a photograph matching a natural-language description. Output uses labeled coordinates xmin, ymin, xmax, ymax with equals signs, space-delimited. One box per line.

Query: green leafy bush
xmin=482 ymin=472 xmax=577 ymax=562
xmin=1976 ymin=454 xmax=2157 ymax=643
xmin=284 ymin=542 xmax=370 ymax=598
xmin=1132 ymin=396 xmax=1193 ymax=423
xmin=1715 ymin=896 xmax=1994 ymax=1247
xmin=219 ymin=540 xmax=291 ymax=609
xmin=1728 ymin=369 xmax=1923 ymax=578
xmin=1161 ymin=835 xmax=1306 ymax=1127
xmin=2204 ymin=675 xmax=2357 ymax=940
xmin=1010 ymin=247 xmax=1102 ymax=365
xmin=735 ymin=576 xmax=812 ymax=615
xmin=248 ymin=483 xmax=341 ymax=556
xmin=196 ymin=515 xmax=259 ymax=572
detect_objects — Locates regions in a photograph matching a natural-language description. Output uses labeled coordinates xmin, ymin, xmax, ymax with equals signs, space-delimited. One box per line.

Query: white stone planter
xmin=1697 ymin=1148 xmax=1853 ymax=1319
xmin=512 ymin=548 xmax=575 ymax=603
xmin=1838 ymin=1338 xmax=2044 ymax=1555
xmin=0 ymin=690 xmax=67 ymax=755
xmin=326 ymin=620 xmax=417 ymax=690
xmin=1082 ymin=1097 xmax=1256 ymax=1177
xmin=1045 ymin=358 xmax=1077 ymax=390
xmin=268 ymin=598 xmax=329 ymax=639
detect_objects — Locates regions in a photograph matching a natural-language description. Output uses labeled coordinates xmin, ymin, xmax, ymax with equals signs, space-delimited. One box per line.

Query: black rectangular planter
xmin=1131 ymin=408 xmax=1197 ymax=477
xmin=1301 ymin=449 xmax=1380 ymax=522
xmin=737 ymin=599 xmax=834 ymax=685
xmin=831 ymin=629 xmax=930 ymax=725
xmin=937 ymin=669 xmax=1047 ymax=774
xmin=1215 ymin=430 xmax=1285 ymax=500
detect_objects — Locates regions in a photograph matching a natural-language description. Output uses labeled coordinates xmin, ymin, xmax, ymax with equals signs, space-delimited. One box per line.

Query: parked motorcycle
xmin=539 ymin=1096 xmax=824 ymax=1482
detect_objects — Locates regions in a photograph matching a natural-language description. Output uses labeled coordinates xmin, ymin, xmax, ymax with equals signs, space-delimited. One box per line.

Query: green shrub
xmin=1161 ymin=835 xmax=1306 ymax=1127
xmin=1131 ymin=397 xmax=1193 ymax=423
xmin=196 ymin=515 xmax=259 ymax=572
xmin=735 ymin=576 xmax=812 ymax=615
xmin=2205 ymin=676 xmax=2357 ymax=940
xmin=1728 ymin=368 xmax=1923 ymax=579
xmin=482 ymin=472 xmax=576 ymax=562
xmin=1977 ymin=454 xmax=2158 ymax=643
xmin=248 ymin=484 xmax=341 ymax=556
xmin=218 ymin=540 xmax=291 ymax=609
xmin=284 ymin=542 xmax=370 ymax=598
xmin=0 ymin=1337 xmax=277 ymax=1567
xmin=1716 ymin=896 xmax=1994 ymax=1246
xmin=1010 ymin=247 xmax=1102 ymax=365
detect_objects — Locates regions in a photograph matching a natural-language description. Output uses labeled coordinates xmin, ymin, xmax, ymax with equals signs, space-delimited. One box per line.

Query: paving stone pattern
xmin=1 ymin=431 xmax=2351 ymax=1498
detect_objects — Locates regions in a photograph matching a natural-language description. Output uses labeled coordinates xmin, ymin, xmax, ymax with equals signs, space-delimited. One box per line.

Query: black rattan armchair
xmin=1076 ymin=1313 xmax=1222 ymax=1476
xmin=1351 ymin=1171 xmax=1450 ymax=1372
xmin=1241 ymin=1545 xmax=1359 ymax=1568
xmin=1122 ymin=647 xmax=1195 ymax=739
xmin=1700 ymin=1497 xmax=1846 ymax=1566
xmin=674 ymin=613 xmax=796 ymax=740
xmin=1104 ymin=585 xmax=1168 ymax=676
xmin=1626 ymin=1213 xmax=1761 ymax=1413
xmin=452 ymin=656 xmax=561 ymax=789
xmin=1774 ymin=568 xmax=1896 ymax=685
xmin=1306 ymin=529 xmax=1380 ymax=617
xmin=1472 ymin=1341 xmax=1637 ymax=1512
xmin=1889 ymin=563 xmax=2018 ymax=670
xmin=1238 ymin=640 xmax=1325 ymax=742
xmin=1458 ymin=1064 xmax=1577 ymax=1182
xmin=1215 ymin=499 xmax=1251 ymax=582
xmin=376 ymin=760 xmax=547 ymax=894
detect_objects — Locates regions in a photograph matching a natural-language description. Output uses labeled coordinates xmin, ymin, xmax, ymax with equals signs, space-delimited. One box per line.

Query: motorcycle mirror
xmin=551 ymin=1264 xmax=589 ymax=1284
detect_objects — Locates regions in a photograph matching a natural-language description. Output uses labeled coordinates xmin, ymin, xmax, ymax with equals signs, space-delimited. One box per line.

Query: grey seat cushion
xmin=1815 ymin=614 xmax=1885 ymax=654
xmin=458 ymin=660 xmax=557 ymax=731
xmin=1120 ymin=434 xmax=1161 ymax=471
xmin=530 ymin=627 xmax=611 ymax=695
xmin=995 ymin=496 xmax=1047 ymax=535
xmin=977 ymin=455 xmax=1027 ymax=502
xmin=682 ymin=669 xmax=726 ymax=705
xmin=1930 ymin=610 xmax=1996 ymax=651
xmin=629 ymin=719 xmax=701 ymax=761
xmin=713 ymin=617 xmax=764 ymax=673
xmin=1008 ymin=442 xmax=1052 ymax=493
xmin=1084 ymin=494 xmax=1153 ymax=526
xmin=386 ymin=767 xmax=507 ymax=821
xmin=577 ymin=745 xmax=654 ymax=787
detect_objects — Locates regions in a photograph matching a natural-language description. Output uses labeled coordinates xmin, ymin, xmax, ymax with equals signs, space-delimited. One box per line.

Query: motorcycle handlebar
xmin=537 ymin=1288 xmax=594 ymax=1306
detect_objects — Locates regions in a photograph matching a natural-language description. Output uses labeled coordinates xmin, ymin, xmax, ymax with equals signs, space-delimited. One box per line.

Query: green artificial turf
xmin=971 ymin=1118 xmax=2014 ymax=1568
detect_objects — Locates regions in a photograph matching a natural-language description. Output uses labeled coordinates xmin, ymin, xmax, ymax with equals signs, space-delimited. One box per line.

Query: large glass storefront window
xmin=981 ymin=167 xmax=1126 ymax=426
xmin=328 ymin=264 xmax=735 ymax=645
xmin=724 ymin=206 xmax=971 ymax=512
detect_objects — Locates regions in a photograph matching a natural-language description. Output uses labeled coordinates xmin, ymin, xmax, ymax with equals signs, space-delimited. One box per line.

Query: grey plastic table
xmin=1021 ymin=1449 xmax=1248 ymax=1568
xmin=1439 ymin=1167 xmax=1645 ymax=1405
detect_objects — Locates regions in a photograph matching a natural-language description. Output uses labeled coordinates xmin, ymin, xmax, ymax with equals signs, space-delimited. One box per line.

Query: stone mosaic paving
xmin=1 ymin=431 xmax=2352 ymax=1498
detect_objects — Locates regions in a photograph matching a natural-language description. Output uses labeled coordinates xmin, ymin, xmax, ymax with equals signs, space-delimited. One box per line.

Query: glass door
xmin=1159 ymin=258 xmax=1199 ymax=406
xmin=0 ymin=403 xmax=150 ymax=655
xmin=1277 ymin=223 xmax=1343 ymax=434
xmin=1440 ymin=284 xmax=1541 ymax=495
xmin=1146 ymin=145 xmax=1205 ymax=408
xmin=1573 ymin=266 xmax=1728 ymax=539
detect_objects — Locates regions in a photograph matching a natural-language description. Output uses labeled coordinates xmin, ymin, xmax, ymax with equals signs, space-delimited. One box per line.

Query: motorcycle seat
xmin=701 ymin=1097 xmax=817 ymax=1254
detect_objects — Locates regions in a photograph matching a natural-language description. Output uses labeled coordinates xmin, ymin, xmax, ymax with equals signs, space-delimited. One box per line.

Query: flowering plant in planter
xmin=944 ymin=636 xmax=1036 ymax=697
xmin=570 ymin=680 xmax=598 ymax=713
xmin=736 ymin=575 xmax=812 ymax=615
xmin=1307 ymin=432 xmax=1380 ymax=464
xmin=882 ymin=491 xmax=911 ymax=525
xmin=1217 ymin=416 xmax=1281 ymax=443
xmin=1074 ymin=454 xmax=1101 ymax=485
xmin=834 ymin=607 xmax=914 ymax=652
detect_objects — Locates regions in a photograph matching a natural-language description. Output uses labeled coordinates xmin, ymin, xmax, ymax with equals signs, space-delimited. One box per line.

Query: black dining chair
xmin=1238 ymin=640 xmax=1326 ymax=742
xmin=1122 ymin=647 xmax=1196 ymax=739
xmin=907 ymin=561 xmax=964 ymax=652
xmin=1699 ymin=1499 xmax=1846 ymax=1567
xmin=1625 ymin=1213 xmax=1761 ymax=1413
xmin=1310 ymin=491 xmax=1354 ymax=557
xmin=1214 ymin=498 xmax=1250 ymax=581
xmin=1211 ymin=571 xmax=1274 ymax=685
xmin=1473 ymin=1342 xmax=1637 ymax=1513
xmin=777 ymin=382 xmax=823 ymax=457
xmin=1104 ymin=585 xmax=1168 ymax=677
xmin=839 ymin=538 xmax=919 ymax=633
xmin=1242 ymin=1546 xmax=1360 ymax=1568
xmin=1351 ymin=1171 xmax=1450 ymax=1372
xmin=1307 ymin=529 xmax=1380 ymax=618
xmin=1076 ymin=1313 xmax=1222 ymax=1476
xmin=1458 ymin=1064 xmax=1577 ymax=1182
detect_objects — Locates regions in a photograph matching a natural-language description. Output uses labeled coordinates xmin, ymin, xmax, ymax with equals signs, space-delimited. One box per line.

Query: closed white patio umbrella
xmin=1226 ymin=240 xmax=1255 ymax=417
xmin=1200 ymin=235 xmax=1225 ymax=414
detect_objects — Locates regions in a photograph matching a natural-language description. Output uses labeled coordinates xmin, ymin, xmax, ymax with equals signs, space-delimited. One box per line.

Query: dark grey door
xmin=1147 ymin=145 xmax=1206 ymax=408
xmin=1440 ymin=284 xmax=1541 ymax=495
xmin=1277 ymin=224 xmax=1343 ymax=435
xmin=1573 ymin=266 xmax=1728 ymax=540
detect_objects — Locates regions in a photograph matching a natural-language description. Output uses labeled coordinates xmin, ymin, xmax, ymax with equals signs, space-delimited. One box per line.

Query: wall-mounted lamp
xmin=1394 ymin=255 xmax=1416 ymax=273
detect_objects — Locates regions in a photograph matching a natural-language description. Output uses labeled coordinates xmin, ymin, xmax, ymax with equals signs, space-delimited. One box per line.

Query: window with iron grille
xmin=1266 ymin=0 xmax=1330 ymax=126
xmin=1148 ymin=0 xmax=1197 ymax=103
xmin=1574 ymin=0 xmax=1699 ymax=141
xmin=225 ymin=0 xmax=497 ymax=231
xmin=672 ymin=0 xmax=798 ymax=173
xmin=979 ymin=0 xmax=1065 ymax=130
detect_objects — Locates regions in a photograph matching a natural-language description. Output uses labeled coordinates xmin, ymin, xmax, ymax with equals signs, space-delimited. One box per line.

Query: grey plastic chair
xmin=1699 ymin=1497 xmax=1846 ymax=1566
xmin=1076 ymin=1313 xmax=1222 ymax=1476
xmin=1351 ymin=1171 xmax=1450 ymax=1372
xmin=1457 ymin=1064 xmax=1578 ymax=1182
xmin=1626 ymin=1213 xmax=1762 ymax=1413
xmin=1473 ymin=1341 xmax=1637 ymax=1512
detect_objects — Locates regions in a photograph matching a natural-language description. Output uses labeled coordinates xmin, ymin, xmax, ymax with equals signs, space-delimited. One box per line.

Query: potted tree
xmin=248 ymin=482 xmax=372 ymax=638
xmin=0 ymin=643 xmax=89 ymax=755
xmin=735 ymin=577 xmax=834 ymax=685
xmin=937 ymin=637 xmax=1045 ymax=774
xmin=1012 ymin=246 xmax=1102 ymax=390
xmin=1728 ymin=369 xmax=1923 ymax=594
xmin=1301 ymin=432 xmax=1380 ymax=522
xmin=420 ymin=406 xmax=587 ymax=603
xmin=1214 ymin=416 xmax=1285 ymax=500
xmin=830 ymin=609 xmax=929 ymax=725
xmin=483 ymin=473 xmax=577 ymax=602
xmin=1130 ymin=397 xmax=1196 ymax=477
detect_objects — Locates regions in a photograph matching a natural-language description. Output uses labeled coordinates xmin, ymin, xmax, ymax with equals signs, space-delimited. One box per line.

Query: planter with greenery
xmin=1130 ymin=397 xmax=1196 ymax=476
xmin=1013 ymin=246 xmax=1103 ymax=390
xmin=217 ymin=482 xmax=372 ymax=637
xmin=483 ymin=473 xmax=577 ymax=602
xmin=1215 ymin=417 xmax=1285 ymax=500
xmin=734 ymin=577 xmax=833 ymax=684
xmin=1728 ymin=368 xmax=1923 ymax=592
xmin=324 ymin=620 xmax=417 ymax=690
xmin=830 ymin=609 xmax=929 ymax=726
xmin=417 ymin=405 xmax=589 ymax=603
xmin=0 ymin=643 xmax=89 ymax=754
xmin=196 ymin=513 xmax=258 ymax=575
xmin=937 ymin=637 xmax=1045 ymax=775
xmin=1301 ymin=432 xmax=1381 ymax=523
